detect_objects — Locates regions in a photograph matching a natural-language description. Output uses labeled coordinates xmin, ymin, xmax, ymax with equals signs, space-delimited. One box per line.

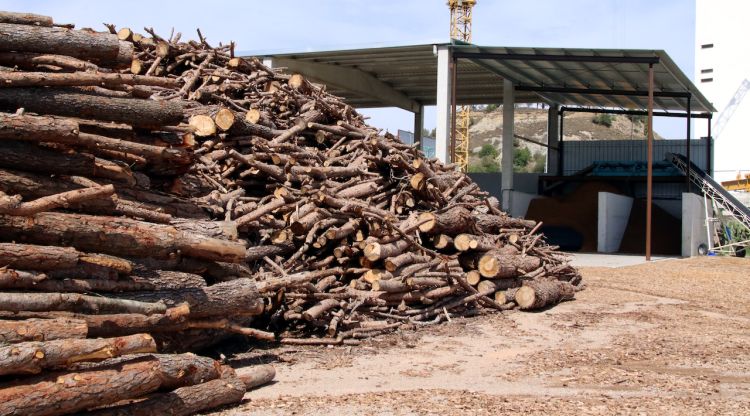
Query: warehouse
xmin=258 ymin=42 xmax=716 ymax=258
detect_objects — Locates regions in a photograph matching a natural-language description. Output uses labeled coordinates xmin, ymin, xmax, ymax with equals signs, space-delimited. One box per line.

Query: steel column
xmin=686 ymin=94 xmax=692 ymax=192
xmin=450 ymin=56 xmax=458 ymax=164
xmin=646 ymin=63 xmax=654 ymax=261
xmin=558 ymin=110 xmax=564 ymax=176
xmin=413 ymin=104 xmax=424 ymax=149
xmin=434 ymin=46 xmax=452 ymax=164
xmin=707 ymin=114 xmax=713 ymax=176
xmin=501 ymin=79 xmax=515 ymax=210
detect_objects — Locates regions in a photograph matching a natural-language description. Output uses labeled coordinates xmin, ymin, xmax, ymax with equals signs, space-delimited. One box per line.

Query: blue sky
xmin=1 ymin=0 xmax=700 ymax=138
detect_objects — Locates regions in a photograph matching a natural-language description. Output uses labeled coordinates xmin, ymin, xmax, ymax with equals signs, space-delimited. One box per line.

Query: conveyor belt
xmin=667 ymin=152 xmax=750 ymax=230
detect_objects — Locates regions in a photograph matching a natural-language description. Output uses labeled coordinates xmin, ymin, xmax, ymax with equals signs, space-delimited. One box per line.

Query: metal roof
xmin=255 ymin=42 xmax=715 ymax=114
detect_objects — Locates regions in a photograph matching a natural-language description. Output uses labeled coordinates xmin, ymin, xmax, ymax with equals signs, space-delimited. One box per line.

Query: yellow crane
xmin=448 ymin=0 xmax=475 ymax=171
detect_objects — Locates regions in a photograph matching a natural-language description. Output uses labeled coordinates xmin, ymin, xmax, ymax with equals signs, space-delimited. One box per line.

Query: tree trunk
xmin=0 ymin=333 xmax=157 ymax=376
xmin=478 ymin=252 xmax=542 ymax=278
xmin=475 ymin=213 xmax=536 ymax=234
xmin=0 ymin=211 xmax=246 ymax=262
xmin=245 ymin=241 xmax=295 ymax=262
xmin=0 ymin=269 xmax=163 ymax=292
xmin=235 ymin=364 xmax=276 ymax=389
xmin=0 ymin=88 xmax=184 ymax=128
xmin=515 ymin=279 xmax=576 ymax=310
xmin=0 ymin=353 xmax=220 ymax=416
xmin=0 ymin=23 xmax=133 ymax=66
xmin=0 ymin=52 xmax=100 ymax=72
xmin=80 ymin=369 xmax=246 ymax=416
xmin=116 ymin=278 xmax=263 ymax=319
xmin=417 ymin=206 xmax=474 ymax=235
xmin=0 ymin=243 xmax=130 ymax=274
xmin=0 ymin=291 xmax=166 ymax=315
xmin=0 ymin=168 xmax=208 ymax=220
xmin=0 ymin=113 xmax=78 ymax=143
xmin=454 ymin=233 xmax=499 ymax=252
xmin=0 ymin=317 xmax=88 ymax=343
xmin=0 ymin=71 xmax=178 ymax=88
xmin=0 ymin=140 xmax=136 ymax=185
xmin=0 ymin=185 xmax=115 ymax=216
xmin=0 ymin=11 xmax=54 ymax=26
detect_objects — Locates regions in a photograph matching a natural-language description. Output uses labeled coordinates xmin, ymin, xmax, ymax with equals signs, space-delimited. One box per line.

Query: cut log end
xmin=189 ymin=115 xmax=216 ymax=137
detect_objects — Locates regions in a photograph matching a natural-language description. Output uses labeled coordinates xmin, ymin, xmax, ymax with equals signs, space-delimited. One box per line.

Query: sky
xmin=1 ymin=0 xmax=702 ymax=138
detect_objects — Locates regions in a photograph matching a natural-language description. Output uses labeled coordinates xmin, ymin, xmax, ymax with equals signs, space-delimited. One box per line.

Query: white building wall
xmin=695 ymin=0 xmax=750 ymax=182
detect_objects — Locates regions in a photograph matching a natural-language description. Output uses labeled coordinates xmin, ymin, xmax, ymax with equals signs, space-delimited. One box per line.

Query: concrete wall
xmin=510 ymin=191 xmax=537 ymax=218
xmin=597 ymin=192 xmax=634 ymax=253
xmin=682 ymin=192 xmax=712 ymax=257
xmin=696 ymin=0 xmax=750 ymax=181
xmin=468 ymin=173 xmax=540 ymax=201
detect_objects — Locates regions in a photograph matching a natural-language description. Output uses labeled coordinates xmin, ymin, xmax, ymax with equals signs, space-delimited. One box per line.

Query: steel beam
xmin=515 ymin=85 xmax=691 ymax=98
xmin=559 ymin=106 xmax=712 ymax=119
xmin=271 ymin=58 xmax=420 ymax=113
xmin=451 ymin=51 xmax=660 ymax=65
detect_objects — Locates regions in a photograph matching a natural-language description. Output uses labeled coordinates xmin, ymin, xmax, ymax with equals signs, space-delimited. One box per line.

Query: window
xmin=701 ymin=68 xmax=713 ymax=74
xmin=701 ymin=43 xmax=714 ymax=49
xmin=701 ymin=78 xmax=713 ymax=83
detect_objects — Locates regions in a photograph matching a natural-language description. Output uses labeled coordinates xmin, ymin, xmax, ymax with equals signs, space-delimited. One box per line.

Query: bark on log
xmin=0 ymin=353 xmax=220 ymax=416
xmin=0 ymin=52 xmax=100 ymax=71
xmin=0 ymin=23 xmax=133 ymax=66
xmin=454 ymin=233 xmax=499 ymax=252
xmin=475 ymin=213 xmax=536 ymax=234
xmin=80 ymin=368 xmax=246 ymax=416
xmin=0 ymin=168 xmax=207 ymax=220
xmin=417 ymin=206 xmax=474 ymax=235
xmin=235 ymin=364 xmax=276 ymax=389
xmin=0 ymin=11 xmax=54 ymax=26
xmin=0 ymin=113 xmax=79 ymax=142
xmin=0 ymin=317 xmax=88 ymax=343
xmin=364 ymin=239 xmax=410 ymax=262
xmin=0 ymin=140 xmax=136 ymax=184
xmin=0 ymin=269 xmax=161 ymax=293
xmin=0 ymin=333 xmax=157 ymax=376
xmin=478 ymin=252 xmax=542 ymax=278
xmin=117 ymin=278 xmax=263 ymax=319
xmin=246 ymin=241 xmax=295 ymax=262
xmin=0 ymin=291 xmax=166 ymax=315
xmin=0 ymin=88 xmax=184 ymax=128
xmin=0 ymin=211 xmax=246 ymax=262
xmin=515 ymin=280 xmax=575 ymax=310
xmin=0 ymin=185 xmax=114 ymax=216
xmin=0 ymin=71 xmax=179 ymax=88
xmin=0 ymin=243 xmax=131 ymax=274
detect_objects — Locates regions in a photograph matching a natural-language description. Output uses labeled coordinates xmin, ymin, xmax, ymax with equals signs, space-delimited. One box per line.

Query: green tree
xmin=592 ymin=113 xmax=614 ymax=127
xmin=421 ymin=128 xmax=437 ymax=138
xmin=530 ymin=151 xmax=546 ymax=173
xmin=478 ymin=143 xmax=499 ymax=159
xmin=513 ymin=147 xmax=531 ymax=170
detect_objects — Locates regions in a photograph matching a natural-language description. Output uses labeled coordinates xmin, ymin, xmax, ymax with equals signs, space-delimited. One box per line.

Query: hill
xmin=466 ymin=106 xmax=662 ymax=173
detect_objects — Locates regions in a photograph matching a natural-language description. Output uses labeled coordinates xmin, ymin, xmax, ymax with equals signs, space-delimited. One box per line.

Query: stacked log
xmin=0 ymin=10 xmax=582 ymax=415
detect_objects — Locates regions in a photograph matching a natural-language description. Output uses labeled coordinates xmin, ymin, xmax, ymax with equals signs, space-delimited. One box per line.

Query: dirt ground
xmin=212 ymin=256 xmax=750 ymax=415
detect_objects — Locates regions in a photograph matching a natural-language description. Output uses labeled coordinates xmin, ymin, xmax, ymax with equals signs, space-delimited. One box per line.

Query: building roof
xmin=254 ymin=42 xmax=715 ymax=114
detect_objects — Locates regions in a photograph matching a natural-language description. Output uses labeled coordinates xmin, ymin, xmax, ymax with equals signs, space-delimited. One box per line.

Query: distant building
xmin=695 ymin=0 xmax=750 ymax=181
xmin=397 ymin=129 xmax=436 ymax=159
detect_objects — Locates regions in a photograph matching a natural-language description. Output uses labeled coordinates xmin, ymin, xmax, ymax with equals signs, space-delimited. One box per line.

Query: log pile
xmin=0 ymin=10 xmax=582 ymax=415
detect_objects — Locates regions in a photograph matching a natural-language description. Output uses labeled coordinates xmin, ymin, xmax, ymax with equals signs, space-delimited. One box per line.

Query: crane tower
xmin=448 ymin=0 xmax=475 ymax=171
